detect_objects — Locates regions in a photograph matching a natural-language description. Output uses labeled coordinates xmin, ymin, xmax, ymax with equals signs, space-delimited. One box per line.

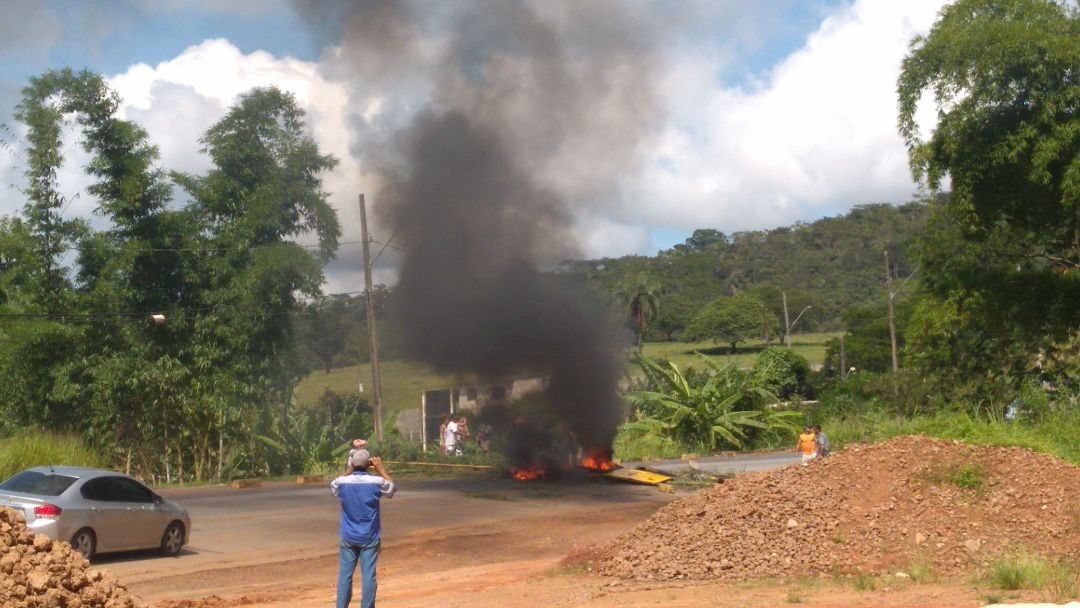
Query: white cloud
xmin=105 ymin=40 xmax=379 ymax=292
xmin=608 ymin=0 xmax=948 ymax=253
xmin=2 ymin=0 xmax=954 ymax=285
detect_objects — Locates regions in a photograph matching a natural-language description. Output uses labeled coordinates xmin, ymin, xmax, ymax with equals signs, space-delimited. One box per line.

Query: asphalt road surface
xmin=625 ymin=450 xmax=803 ymax=476
xmin=93 ymin=451 xmax=800 ymax=604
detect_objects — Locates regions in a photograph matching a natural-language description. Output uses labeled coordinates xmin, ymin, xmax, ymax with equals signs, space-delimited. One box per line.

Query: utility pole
xmin=782 ymin=291 xmax=791 ymax=347
xmin=359 ymin=194 xmax=384 ymax=441
xmin=839 ymin=335 xmax=847 ymax=381
xmin=885 ymin=250 xmax=899 ymax=374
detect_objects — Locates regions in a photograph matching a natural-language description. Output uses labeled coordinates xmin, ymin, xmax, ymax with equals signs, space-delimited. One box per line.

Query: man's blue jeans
xmin=337 ymin=539 xmax=381 ymax=608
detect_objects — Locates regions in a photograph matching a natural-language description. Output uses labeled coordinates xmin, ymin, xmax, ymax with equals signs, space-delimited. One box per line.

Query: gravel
xmin=599 ymin=436 xmax=1080 ymax=581
xmin=0 ymin=507 xmax=147 ymax=607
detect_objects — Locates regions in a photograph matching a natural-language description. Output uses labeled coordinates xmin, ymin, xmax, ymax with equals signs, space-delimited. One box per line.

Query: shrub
xmin=0 ymin=431 xmax=105 ymax=480
xmin=1042 ymin=561 xmax=1079 ymax=603
xmin=752 ymin=347 xmax=812 ymax=400
xmin=988 ymin=553 xmax=1050 ymax=590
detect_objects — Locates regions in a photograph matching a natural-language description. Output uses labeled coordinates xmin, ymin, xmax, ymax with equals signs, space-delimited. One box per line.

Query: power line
xmin=0 ymin=289 xmax=371 ymax=321
xmin=60 ymin=239 xmax=369 ymax=254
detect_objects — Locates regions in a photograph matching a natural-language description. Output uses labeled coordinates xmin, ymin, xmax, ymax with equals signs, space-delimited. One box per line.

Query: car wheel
xmin=70 ymin=528 xmax=96 ymax=560
xmin=160 ymin=521 xmax=184 ymax=556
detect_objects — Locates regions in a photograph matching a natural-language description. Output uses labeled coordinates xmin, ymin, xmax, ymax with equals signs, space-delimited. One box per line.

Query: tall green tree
xmin=686 ymin=293 xmax=766 ymax=353
xmin=1 ymin=75 xmax=342 ymax=481
xmin=175 ymin=87 xmax=341 ymax=475
xmin=898 ymin=0 xmax=1080 ymax=337
xmin=2 ymin=69 xmax=181 ymax=438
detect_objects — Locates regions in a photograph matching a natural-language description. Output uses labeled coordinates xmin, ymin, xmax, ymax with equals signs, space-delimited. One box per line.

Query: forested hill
xmin=560 ymin=201 xmax=930 ymax=338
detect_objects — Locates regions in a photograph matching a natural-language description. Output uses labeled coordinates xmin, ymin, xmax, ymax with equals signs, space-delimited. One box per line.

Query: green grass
xmin=987 ymin=553 xmax=1051 ymax=590
xmin=906 ymin=555 xmax=936 ymax=583
xmin=296 ymin=333 xmax=839 ymax=410
xmin=295 ymin=359 xmax=476 ymax=411
xmin=981 ymin=557 xmax=1077 ymax=603
xmin=640 ymin=332 xmax=837 ymax=371
xmin=1042 ymin=562 xmax=1079 ymax=603
xmin=826 ymin=409 xmax=1080 ymax=466
xmin=0 ymin=432 xmax=106 ymax=480
xmin=917 ymin=461 xmax=987 ymax=491
xmin=853 ymin=571 xmax=877 ymax=591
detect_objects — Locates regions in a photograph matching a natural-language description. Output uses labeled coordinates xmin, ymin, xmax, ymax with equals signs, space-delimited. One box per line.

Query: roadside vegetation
xmin=2 ymin=0 xmax=1078 ymax=487
xmin=0 ymin=433 xmax=103 ymax=481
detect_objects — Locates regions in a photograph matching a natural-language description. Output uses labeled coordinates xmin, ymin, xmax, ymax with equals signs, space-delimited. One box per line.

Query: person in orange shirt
xmin=796 ymin=426 xmax=817 ymax=465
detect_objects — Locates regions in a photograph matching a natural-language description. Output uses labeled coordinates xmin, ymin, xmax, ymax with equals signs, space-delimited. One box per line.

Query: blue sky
xmin=0 ymin=0 xmax=948 ymax=290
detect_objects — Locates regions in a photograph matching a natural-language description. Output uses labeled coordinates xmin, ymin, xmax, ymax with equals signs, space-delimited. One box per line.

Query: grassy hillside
xmin=640 ymin=332 xmax=837 ymax=371
xmin=294 ymin=332 xmax=838 ymax=410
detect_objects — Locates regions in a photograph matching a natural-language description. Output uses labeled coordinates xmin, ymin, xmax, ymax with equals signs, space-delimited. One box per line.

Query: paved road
xmin=96 ymin=477 xmax=666 ymax=598
xmin=93 ymin=451 xmax=802 ymax=601
xmin=624 ymin=450 xmax=802 ymax=476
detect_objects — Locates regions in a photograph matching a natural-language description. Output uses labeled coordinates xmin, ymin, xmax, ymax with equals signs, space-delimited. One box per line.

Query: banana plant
xmin=624 ymin=354 xmax=802 ymax=451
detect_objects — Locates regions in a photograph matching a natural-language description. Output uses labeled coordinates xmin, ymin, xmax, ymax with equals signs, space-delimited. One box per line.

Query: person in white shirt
xmin=444 ymin=418 xmax=459 ymax=456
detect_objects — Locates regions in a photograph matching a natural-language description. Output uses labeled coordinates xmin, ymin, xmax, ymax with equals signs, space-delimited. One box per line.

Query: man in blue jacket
xmin=331 ymin=449 xmax=396 ymax=608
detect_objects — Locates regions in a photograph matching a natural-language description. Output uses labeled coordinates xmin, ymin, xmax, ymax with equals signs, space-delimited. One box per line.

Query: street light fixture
xmin=785 ymin=305 xmax=811 ymax=347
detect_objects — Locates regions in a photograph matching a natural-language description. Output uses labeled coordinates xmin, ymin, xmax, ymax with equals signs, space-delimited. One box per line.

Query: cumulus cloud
xmin=0 ymin=0 xmax=953 ymax=289
xmin=109 ymin=40 xmax=375 ymax=293
xmin=609 ymin=0 xmax=947 ymax=254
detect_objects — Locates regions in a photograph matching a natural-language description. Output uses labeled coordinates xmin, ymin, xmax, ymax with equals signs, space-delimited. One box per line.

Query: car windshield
xmin=0 ymin=471 xmax=78 ymax=496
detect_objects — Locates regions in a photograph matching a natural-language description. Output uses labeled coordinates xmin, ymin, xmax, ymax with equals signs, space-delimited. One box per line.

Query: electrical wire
xmin=0 ymin=290 xmax=372 ymax=321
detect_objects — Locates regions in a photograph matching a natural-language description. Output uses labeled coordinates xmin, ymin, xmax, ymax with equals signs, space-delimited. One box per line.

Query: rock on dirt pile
xmin=599 ymin=436 xmax=1080 ymax=581
xmin=0 ymin=507 xmax=147 ymax=607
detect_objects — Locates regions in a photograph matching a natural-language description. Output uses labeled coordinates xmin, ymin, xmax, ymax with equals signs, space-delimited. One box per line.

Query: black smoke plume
xmin=296 ymin=0 xmax=663 ymax=454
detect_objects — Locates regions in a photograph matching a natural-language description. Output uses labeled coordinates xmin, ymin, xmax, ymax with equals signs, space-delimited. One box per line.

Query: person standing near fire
xmin=437 ymin=414 xmax=450 ymax=455
xmin=332 ymin=449 xmax=395 ymax=608
xmin=444 ymin=415 xmax=460 ymax=456
xmin=455 ymin=415 xmax=471 ymax=451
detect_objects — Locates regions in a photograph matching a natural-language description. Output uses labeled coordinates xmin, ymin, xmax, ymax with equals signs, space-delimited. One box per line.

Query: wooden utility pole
xmin=885 ymin=250 xmax=899 ymax=374
xmin=840 ymin=335 xmax=847 ymax=381
xmin=782 ymin=291 xmax=791 ymax=347
xmin=359 ymin=194 xmax=384 ymax=441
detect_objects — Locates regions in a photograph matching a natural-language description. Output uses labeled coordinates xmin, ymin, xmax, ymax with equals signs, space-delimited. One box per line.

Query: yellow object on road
xmin=604 ymin=468 xmax=673 ymax=486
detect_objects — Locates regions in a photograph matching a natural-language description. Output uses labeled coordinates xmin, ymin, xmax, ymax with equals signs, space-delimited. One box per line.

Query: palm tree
xmin=615 ymin=274 xmax=661 ymax=351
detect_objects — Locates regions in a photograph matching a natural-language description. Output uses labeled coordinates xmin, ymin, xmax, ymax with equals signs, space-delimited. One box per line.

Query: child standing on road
xmin=796 ymin=426 xmax=817 ymax=466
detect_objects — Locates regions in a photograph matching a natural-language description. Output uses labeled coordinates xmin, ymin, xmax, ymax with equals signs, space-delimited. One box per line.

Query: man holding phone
xmin=331 ymin=449 xmax=396 ymax=608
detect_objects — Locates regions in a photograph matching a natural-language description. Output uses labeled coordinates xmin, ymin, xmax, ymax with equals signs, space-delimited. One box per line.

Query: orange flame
xmin=510 ymin=467 xmax=546 ymax=481
xmin=581 ymin=449 xmax=618 ymax=472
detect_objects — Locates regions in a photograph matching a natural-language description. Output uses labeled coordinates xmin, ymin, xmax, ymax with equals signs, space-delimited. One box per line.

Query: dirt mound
xmin=599 ymin=436 xmax=1080 ymax=581
xmin=0 ymin=507 xmax=147 ymax=607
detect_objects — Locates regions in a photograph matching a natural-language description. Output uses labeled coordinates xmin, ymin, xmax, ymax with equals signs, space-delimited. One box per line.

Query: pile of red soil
xmin=0 ymin=507 xmax=147 ymax=607
xmin=599 ymin=436 xmax=1080 ymax=581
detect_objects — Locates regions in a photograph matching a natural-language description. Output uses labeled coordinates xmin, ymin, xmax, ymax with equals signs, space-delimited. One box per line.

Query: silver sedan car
xmin=0 ymin=466 xmax=190 ymax=560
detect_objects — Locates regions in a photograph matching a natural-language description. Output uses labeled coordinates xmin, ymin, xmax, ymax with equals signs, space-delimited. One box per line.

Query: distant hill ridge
xmin=560 ymin=201 xmax=930 ymax=335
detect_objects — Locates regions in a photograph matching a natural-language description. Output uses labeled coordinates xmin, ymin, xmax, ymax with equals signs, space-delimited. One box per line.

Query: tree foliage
xmin=752 ymin=347 xmax=812 ymax=400
xmin=614 ymin=273 xmax=660 ymax=349
xmin=0 ymin=71 xmax=340 ymax=481
xmin=560 ymin=202 xmax=927 ymax=344
xmin=686 ymin=293 xmax=767 ymax=353
xmin=898 ymin=0 xmax=1080 ymax=337
xmin=624 ymin=354 xmax=801 ymax=451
